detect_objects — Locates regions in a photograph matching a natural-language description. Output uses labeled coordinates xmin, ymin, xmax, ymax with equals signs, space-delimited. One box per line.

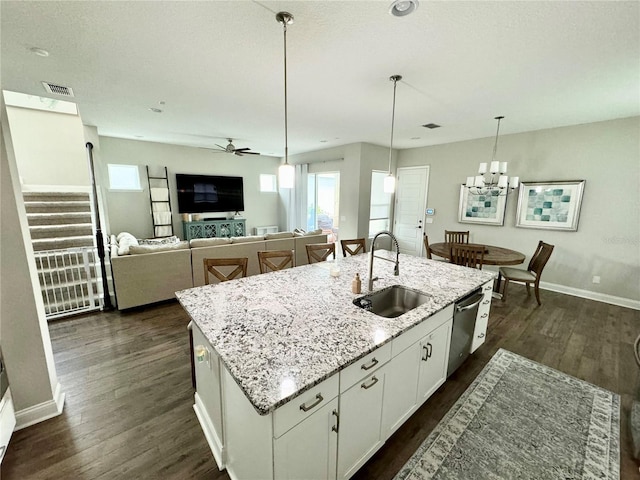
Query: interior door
xmin=393 ymin=166 xmax=429 ymax=256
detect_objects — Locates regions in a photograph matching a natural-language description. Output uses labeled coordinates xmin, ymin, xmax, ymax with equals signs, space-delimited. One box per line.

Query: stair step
xmin=24 ymin=201 xmax=91 ymax=214
xmin=32 ymin=236 xmax=95 ymax=252
xmin=23 ymin=192 xmax=90 ymax=203
xmin=29 ymin=223 xmax=94 ymax=239
xmin=27 ymin=212 xmax=93 ymax=226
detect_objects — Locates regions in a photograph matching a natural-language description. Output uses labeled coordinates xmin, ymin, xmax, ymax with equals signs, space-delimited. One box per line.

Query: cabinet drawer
xmin=340 ymin=342 xmax=391 ymax=393
xmin=273 ymin=374 xmax=339 ymax=438
xmin=391 ymin=304 xmax=453 ymax=356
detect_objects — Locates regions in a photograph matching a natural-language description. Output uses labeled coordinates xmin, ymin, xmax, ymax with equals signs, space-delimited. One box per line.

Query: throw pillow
xmin=305 ymin=229 xmax=324 ymax=236
xmin=138 ymin=235 xmax=180 ymax=245
xmin=117 ymin=233 xmax=139 ymax=255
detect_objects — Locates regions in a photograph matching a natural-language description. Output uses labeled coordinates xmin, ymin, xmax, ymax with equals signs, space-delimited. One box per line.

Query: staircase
xmin=22 ymin=191 xmax=104 ymax=319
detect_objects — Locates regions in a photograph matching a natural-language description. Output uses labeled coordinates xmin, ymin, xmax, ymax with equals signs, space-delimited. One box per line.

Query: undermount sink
xmin=353 ymin=285 xmax=431 ymax=318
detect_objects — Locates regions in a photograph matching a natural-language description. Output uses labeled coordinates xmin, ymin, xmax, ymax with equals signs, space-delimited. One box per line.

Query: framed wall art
xmin=515 ymin=180 xmax=586 ymax=231
xmin=458 ymin=185 xmax=507 ymax=226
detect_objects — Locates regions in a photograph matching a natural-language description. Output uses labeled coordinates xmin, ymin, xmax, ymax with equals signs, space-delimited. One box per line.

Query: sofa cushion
xmin=116 ymin=231 xmax=137 ymax=242
xmin=231 ymin=235 xmax=265 ymax=244
xmin=128 ymin=241 xmax=189 ymax=255
xmin=295 ymin=228 xmax=323 ymax=237
xmin=190 ymin=237 xmax=232 ymax=248
xmin=265 ymin=232 xmax=294 ymax=240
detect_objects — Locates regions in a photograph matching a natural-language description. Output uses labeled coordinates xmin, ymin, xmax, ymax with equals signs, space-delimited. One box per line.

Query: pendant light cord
xmin=388 ymin=77 xmax=398 ymax=173
xmin=283 ymin=21 xmax=289 ymax=165
xmin=491 ymin=116 xmax=503 ymax=163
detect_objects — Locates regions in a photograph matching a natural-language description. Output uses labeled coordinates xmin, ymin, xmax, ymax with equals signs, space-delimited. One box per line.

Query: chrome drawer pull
xmin=482 ymin=299 xmax=490 ymax=305
xmin=361 ymin=358 xmax=379 ymax=371
xmin=422 ymin=343 xmax=433 ymax=361
xmin=477 ymin=333 xmax=485 ymax=338
xmin=331 ymin=409 xmax=340 ymax=433
xmin=481 ymin=312 xmax=488 ymax=318
xmin=361 ymin=376 xmax=379 ymax=390
xmin=300 ymin=393 xmax=324 ymax=412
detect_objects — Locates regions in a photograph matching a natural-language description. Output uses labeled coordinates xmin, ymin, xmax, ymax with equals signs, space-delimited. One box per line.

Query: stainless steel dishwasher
xmin=447 ymin=288 xmax=484 ymax=377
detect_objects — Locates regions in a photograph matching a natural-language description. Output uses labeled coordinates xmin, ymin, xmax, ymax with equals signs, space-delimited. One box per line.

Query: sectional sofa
xmin=109 ymin=231 xmax=327 ymax=310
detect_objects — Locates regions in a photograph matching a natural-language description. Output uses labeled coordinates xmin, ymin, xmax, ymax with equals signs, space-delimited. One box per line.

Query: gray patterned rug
xmin=395 ymin=349 xmax=620 ymax=480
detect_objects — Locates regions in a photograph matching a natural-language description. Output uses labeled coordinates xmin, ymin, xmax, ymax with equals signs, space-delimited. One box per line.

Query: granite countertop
xmin=176 ymin=251 xmax=494 ymax=415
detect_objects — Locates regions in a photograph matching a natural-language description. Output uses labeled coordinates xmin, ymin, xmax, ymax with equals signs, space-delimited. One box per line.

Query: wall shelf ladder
xmin=146 ymin=166 xmax=174 ymax=238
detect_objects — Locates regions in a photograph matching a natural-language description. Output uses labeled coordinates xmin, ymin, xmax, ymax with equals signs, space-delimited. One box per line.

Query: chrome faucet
xmin=368 ymin=230 xmax=400 ymax=291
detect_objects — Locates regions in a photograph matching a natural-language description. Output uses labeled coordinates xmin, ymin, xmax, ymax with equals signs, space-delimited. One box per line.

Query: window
xmin=307 ymin=172 xmax=340 ymax=243
xmin=369 ymin=171 xmax=392 ymax=236
xmin=260 ymin=174 xmax=277 ymax=192
xmin=108 ymin=164 xmax=141 ymax=191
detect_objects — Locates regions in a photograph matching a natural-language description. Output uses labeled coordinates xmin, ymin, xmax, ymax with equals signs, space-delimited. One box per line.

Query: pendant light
xmin=384 ymin=75 xmax=402 ymax=194
xmin=277 ymin=12 xmax=295 ymax=189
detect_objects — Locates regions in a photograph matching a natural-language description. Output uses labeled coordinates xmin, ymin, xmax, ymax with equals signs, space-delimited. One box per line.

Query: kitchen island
xmin=176 ymin=251 xmax=494 ymax=480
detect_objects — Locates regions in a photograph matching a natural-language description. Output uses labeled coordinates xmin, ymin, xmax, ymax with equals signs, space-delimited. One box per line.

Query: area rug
xmin=395 ymin=349 xmax=620 ymax=480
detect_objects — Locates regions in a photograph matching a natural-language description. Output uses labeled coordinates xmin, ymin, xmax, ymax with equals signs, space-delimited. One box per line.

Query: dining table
xmin=428 ymin=242 xmax=526 ymax=266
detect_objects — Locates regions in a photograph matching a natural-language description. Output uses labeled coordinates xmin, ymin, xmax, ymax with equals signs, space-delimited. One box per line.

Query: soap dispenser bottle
xmin=352 ymin=273 xmax=362 ymax=294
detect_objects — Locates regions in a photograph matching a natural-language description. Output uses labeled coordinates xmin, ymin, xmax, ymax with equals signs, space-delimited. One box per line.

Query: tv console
xmin=183 ymin=219 xmax=246 ymax=241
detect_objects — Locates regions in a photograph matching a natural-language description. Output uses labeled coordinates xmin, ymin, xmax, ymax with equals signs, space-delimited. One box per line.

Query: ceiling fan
xmin=211 ymin=138 xmax=260 ymax=156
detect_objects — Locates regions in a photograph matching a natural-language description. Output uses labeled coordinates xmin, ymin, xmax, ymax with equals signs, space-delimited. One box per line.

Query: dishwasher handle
xmin=454 ymin=292 xmax=484 ymax=313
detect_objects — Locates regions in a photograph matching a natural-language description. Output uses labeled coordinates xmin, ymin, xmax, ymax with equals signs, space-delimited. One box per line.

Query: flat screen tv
xmin=176 ymin=174 xmax=244 ymax=214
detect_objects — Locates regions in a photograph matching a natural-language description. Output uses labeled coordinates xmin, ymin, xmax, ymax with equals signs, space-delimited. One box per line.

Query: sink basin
xmin=353 ymin=285 xmax=431 ymax=318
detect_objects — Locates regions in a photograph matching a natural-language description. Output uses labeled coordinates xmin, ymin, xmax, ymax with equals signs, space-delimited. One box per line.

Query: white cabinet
xmin=274 ymin=397 xmax=339 ymax=480
xmin=191 ymin=323 xmax=225 ymax=468
xmin=381 ymin=344 xmax=420 ymax=438
xmin=417 ymin=320 xmax=452 ymax=403
xmin=470 ymin=280 xmax=493 ymax=353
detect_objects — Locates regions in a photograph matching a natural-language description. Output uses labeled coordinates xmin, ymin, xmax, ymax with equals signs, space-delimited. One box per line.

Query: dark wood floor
xmin=3 ymin=286 xmax=639 ymax=479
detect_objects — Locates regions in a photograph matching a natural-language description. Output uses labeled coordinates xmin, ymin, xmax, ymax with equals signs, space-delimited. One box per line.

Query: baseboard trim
xmin=14 ymin=382 xmax=65 ymax=430
xmin=540 ymin=281 xmax=640 ymax=310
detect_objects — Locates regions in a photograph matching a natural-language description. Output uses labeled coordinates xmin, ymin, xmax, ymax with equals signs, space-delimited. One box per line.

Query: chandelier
xmin=465 ymin=116 xmax=519 ymax=196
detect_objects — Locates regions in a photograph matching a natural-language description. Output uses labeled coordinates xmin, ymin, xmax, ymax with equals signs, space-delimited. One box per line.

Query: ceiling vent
xmin=42 ymin=82 xmax=74 ymax=97
xmin=422 ymin=123 xmax=441 ymax=129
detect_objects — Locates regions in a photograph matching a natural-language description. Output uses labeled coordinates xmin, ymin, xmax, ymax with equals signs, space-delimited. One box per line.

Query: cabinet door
xmin=274 ymin=397 xmax=338 ymax=480
xmin=471 ymin=281 xmax=493 ymax=353
xmin=337 ymin=369 xmax=386 ymax=480
xmin=417 ymin=320 xmax=452 ymax=404
xmin=381 ymin=344 xmax=420 ymax=440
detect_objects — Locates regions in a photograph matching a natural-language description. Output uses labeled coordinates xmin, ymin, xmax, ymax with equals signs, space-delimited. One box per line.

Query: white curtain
xmin=286 ymin=164 xmax=308 ymax=231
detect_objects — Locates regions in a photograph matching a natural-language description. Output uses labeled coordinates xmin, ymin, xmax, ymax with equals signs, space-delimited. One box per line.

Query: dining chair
xmin=306 ymin=243 xmax=336 ymax=264
xmin=449 ymin=243 xmax=485 ymax=269
xmin=423 ymin=234 xmax=432 ymax=259
xmin=445 ymin=230 xmax=470 ymax=244
xmin=340 ymin=238 xmax=367 ymax=257
xmin=203 ymin=257 xmax=248 ymax=284
xmin=257 ymin=250 xmax=294 ymax=273
xmin=497 ymin=241 xmax=554 ymax=305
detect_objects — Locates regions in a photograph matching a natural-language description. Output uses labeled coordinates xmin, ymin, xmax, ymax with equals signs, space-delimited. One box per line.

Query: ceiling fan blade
xmin=234 ymin=147 xmax=251 ymax=151
xmin=242 ymin=151 xmax=260 ymax=155
xmin=214 ymin=144 xmax=227 ymax=150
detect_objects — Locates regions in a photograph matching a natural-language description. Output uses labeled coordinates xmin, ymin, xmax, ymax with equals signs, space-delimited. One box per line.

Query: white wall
xmin=398 ymin=116 xmax=640 ymax=303
xmin=98 ymin=137 xmax=281 ymax=239
xmin=6 ymin=106 xmax=89 ymax=187
xmin=1 ymin=100 xmax=64 ymax=426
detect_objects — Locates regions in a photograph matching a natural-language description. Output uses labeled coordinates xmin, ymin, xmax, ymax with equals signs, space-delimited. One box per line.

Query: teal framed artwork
xmin=458 ymin=185 xmax=507 ymax=226
xmin=515 ymin=180 xmax=585 ymax=231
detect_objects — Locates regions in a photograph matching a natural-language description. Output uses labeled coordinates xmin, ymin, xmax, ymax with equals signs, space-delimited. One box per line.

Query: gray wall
xmin=288 ymin=142 xmax=395 ymax=242
xmin=98 ymin=137 xmax=281 ymax=239
xmin=398 ymin=116 xmax=640 ymax=303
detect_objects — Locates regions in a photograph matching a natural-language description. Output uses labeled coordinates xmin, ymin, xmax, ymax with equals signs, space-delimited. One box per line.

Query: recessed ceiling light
xmin=320 ymin=140 xmax=328 ymax=143
xmin=422 ymin=123 xmax=441 ymax=129
xmin=29 ymin=47 xmax=49 ymax=57
xmin=149 ymin=107 xmax=163 ymax=113
xmin=411 ymin=137 xmax=421 ymax=140
xmin=389 ymin=0 xmax=419 ymax=17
